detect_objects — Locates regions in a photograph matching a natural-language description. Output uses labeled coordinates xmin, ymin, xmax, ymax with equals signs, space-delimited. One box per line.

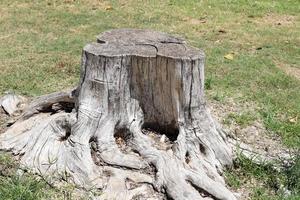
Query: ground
xmin=0 ymin=0 xmax=299 ymax=199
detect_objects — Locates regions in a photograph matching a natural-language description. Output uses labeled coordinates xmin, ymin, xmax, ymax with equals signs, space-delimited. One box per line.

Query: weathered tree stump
xmin=0 ymin=29 xmax=236 ymax=200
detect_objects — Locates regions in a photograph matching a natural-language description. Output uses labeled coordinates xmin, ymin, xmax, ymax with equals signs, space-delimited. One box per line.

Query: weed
xmin=225 ymin=112 xmax=257 ymax=127
xmin=205 ymin=76 xmax=213 ymax=90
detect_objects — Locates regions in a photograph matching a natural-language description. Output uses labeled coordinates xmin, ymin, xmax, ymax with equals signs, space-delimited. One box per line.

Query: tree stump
xmin=0 ymin=29 xmax=236 ymax=200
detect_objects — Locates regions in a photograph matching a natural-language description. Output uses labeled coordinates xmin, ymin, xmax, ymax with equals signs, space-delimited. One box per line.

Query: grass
xmin=225 ymin=154 xmax=300 ymax=200
xmin=0 ymin=152 xmax=93 ymax=200
xmin=0 ymin=152 xmax=56 ymax=200
xmin=224 ymin=112 xmax=258 ymax=127
xmin=0 ymin=0 xmax=299 ymax=199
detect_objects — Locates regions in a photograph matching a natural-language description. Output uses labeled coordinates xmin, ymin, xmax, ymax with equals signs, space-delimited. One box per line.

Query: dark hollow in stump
xmin=0 ymin=29 xmax=236 ymax=200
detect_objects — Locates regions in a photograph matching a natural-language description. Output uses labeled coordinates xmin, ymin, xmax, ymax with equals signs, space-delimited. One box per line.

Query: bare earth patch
xmin=208 ymin=99 xmax=292 ymax=200
xmin=255 ymin=13 xmax=296 ymax=27
xmin=209 ymin=99 xmax=290 ymax=161
xmin=182 ymin=16 xmax=207 ymax=25
xmin=276 ymin=62 xmax=300 ymax=80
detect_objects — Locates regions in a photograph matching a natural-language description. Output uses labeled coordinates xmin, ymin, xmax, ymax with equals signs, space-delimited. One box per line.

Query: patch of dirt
xmin=208 ymin=98 xmax=292 ymax=199
xmin=0 ymin=7 xmax=10 ymax=19
xmin=255 ymin=13 xmax=296 ymax=27
xmin=233 ymin=178 xmax=258 ymax=200
xmin=113 ymin=128 xmax=174 ymax=152
xmin=209 ymin=99 xmax=291 ymax=160
xmin=142 ymin=128 xmax=173 ymax=151
xmin=182 ymin=16 xmax=207 ymax=25
xmin=276 ymin=62 xmax=300 ymax=80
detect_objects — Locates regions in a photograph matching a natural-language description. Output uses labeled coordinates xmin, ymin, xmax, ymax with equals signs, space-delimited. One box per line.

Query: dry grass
xmin=276 ymin=61 xmax=300 ymax=80
xmin=255 ymin=13 xmax=297 ymax=27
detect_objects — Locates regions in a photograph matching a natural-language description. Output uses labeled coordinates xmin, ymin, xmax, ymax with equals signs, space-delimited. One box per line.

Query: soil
xmin=182 ymin=16 xmax=207 ymax=25
xmin=276 ymin=62 xmax=300 ymax=80
xmin=209 ymin=99 xmax=291 ymax=161
xmin=208 ymin=99 xmax=293 ymax=200
xmin=255 ymin=13 xmax=296 ymax=27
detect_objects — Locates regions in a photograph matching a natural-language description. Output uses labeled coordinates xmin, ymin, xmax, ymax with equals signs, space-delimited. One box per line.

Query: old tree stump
xmin=0 ymin=29 xmax=237 ymax=200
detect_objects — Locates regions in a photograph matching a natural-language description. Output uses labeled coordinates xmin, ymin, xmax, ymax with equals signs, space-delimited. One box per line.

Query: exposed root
xmin=94 ymin=117 xmax=148 ymax=170
xmin=20 ymin=88 xmax=76 ymax=121
xmin=100 ymin=166 xmax=161 ymax=200
xmin=128 ymin=118 xmax=237 ymax=200
xmin=0 ymin=112 xmax=102 ymax=188
xmin=229 ymin=137 xmax=294 ymax=171
xmin=0 ymin=99 xmax=237 ymax=200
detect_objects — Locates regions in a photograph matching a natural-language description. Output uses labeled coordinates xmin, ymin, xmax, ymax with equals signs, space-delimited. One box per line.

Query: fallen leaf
xmin=105 ymin=5 xmax=113 ymax=10
xmin=224 ymin=53 xmax=234 ymax=60
xmin=289 ymin=117 xmax=297 ymax=123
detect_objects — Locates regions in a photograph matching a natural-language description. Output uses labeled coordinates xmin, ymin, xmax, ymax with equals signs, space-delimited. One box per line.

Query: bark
xmin=0 ymin=29 xmax=237 ymax=200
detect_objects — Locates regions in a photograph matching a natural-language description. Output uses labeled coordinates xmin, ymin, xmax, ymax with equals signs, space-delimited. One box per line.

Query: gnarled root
xmin=0 ymin=96 xmax=237 ymax=200
xmin=0 ymin=111 xmax=102 ymax=188
xmin=20 ymin=88 xmax=76 ymax=121
xmin=125 ymin=108 xmax=236 ymax=200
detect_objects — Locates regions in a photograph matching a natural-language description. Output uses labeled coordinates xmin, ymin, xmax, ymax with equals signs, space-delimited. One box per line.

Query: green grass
xmin=0 ymin=174 xmax=51 ymax=200
xmin=225 ymin=154 xmax=300 ymax=200
xmin=0 ymin=0 xmax=299 ymax=199
xmin=0 ymin=152 xmax=56 ymax=200
xmin=0 ymin=152 xmax=92 ymax=200
xmin=224 ymin=112 xmax=258 ymax=127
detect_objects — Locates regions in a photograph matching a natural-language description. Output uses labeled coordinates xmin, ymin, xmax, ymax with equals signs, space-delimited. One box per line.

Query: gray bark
xmin=0 ymin=29 xmax=236 ymax=200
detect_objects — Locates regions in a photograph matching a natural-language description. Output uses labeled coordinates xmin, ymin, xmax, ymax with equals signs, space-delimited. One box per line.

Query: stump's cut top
xmin=84 ymin=29 xmax=204 ymax=60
